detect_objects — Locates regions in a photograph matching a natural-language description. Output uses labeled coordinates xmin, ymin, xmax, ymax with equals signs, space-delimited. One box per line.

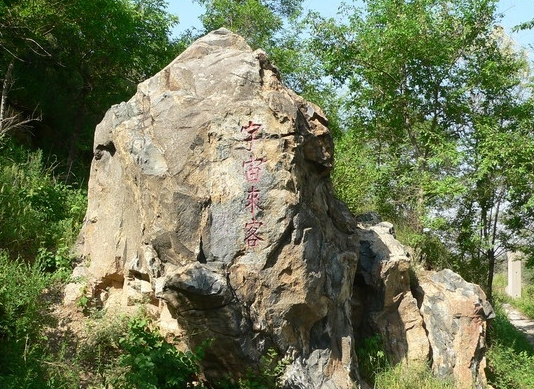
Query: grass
xmin=374 ymin=362 xmax=455 ymax=389
xmin=485 ymin=272 xmax=534 ymax=389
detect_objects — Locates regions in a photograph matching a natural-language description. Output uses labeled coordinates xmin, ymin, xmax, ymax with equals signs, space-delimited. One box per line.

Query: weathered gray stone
xmin=419 ymin=269 xmax=494 ymax=389
xmin=354 ymin=223 xmax=492 ymax=389
xmin=76 ymin=28 xmax=359 ymax=385
xmin=72 ymin=28 xmax=494 ymax=389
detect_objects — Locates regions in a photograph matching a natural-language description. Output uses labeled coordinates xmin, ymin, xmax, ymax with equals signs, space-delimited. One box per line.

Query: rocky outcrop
xmin=72 ymin=28 xmax=493 ymax=388
xmin=75 ymin=28 xmax=358 ymax=387
xmin=419 ymin=270 xmax=494 ymax=388
xmin=355 ymin=221 xmax=431 ymax=365
xmin=355 ymin=219 xmax=494 ymax=389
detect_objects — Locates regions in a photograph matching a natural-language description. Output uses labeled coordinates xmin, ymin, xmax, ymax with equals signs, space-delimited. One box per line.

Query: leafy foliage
xmin=0 ymin=252 xmax=49 ymax=345
xmin=112 ymin=316 xmax=205 ymax=389
xmin=356 ymin=334 xmax=389 ymax=385
xmin=0 ymin=141 xmax=86 ymax=262
xmin=1 ymin=0 xmax=182 ymax=179
xmin=487 ymin=346 xmax=534 ymax=389
xmin=218 ymin=347 xmax=291 ymax=389
xmin=0 ymin=252 xmax=54 ymax=389
xmin=308 ymin=0 xmax=534 ymax=298
xmin=332 ymin=132 xmax=378 ymax=214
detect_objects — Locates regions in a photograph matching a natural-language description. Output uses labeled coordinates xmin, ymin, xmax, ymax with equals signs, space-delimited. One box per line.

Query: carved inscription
xmin=241 ymin=121 xmax=265 ymax=248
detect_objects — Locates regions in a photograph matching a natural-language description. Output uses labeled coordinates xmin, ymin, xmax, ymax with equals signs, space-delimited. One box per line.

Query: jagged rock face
xmin=77 ymin=28 xmax=359 ymax=386
xmin=356 ymin=222 xmax=494 ymax=389
xmin=419 ymin=270 xmax=494 ymax=389
xmin=355 ymin=222 xmax=431 ymax=365
xmin=75 ymin=28 xmax=494 ymax=388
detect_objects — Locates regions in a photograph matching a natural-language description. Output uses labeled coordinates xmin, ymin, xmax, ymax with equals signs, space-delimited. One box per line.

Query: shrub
xmin=217 ymin=348 xmax=292 ymax=389
xmin=0 ymin=251 xmax=51 ymax=388
xmin=112 ymin=316 xmax=205 ymax=389
xmin=486 ymin=346 xmax=534 ymax=389
xmin=77 ymin=312 xmax=206 ymax=389
xmin=0 ymin=141 xmax=86 ymax=262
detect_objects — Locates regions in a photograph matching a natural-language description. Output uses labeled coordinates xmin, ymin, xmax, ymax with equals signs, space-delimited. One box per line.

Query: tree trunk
xmin=0 ymin=61 xmax=14 ymax=137
xmin=487 ymin=248 xmax=495 ymax=303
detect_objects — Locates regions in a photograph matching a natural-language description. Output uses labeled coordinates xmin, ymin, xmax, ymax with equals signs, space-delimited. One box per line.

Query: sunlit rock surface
xmin=72 ymin=28 xmax=493 ymax=389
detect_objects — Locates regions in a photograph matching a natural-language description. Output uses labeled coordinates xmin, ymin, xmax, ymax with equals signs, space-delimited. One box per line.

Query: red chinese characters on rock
xmin=241 ymin=121 xmax=262 ymax=151
xmin=244 ymin=219 xmax=263 ymax=248
xmin=241 ymin=121 xmax=265 ymax=248
xmin=243 ymin=156 xmax=265 ymax=183
xmin=245 ymin=186 xmax=262 ymax=215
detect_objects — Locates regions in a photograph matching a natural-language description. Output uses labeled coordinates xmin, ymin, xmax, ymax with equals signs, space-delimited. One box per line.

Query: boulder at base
xmin=72 ymin=28 xmax=493 ymax=389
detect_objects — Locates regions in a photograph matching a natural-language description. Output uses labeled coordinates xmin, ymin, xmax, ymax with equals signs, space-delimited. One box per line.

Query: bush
xmin=486 ymin=346 xmax=534 ymax=389
xmin=0 ymin=252 xmax=51 ymax=388
xmin=0 ymin=141 xmax=86 ymax=262
xmin=77 ymin=312 xmax=206 ymax=389
xmin=112 ymin=316 xmax=205 ymax=389
xmin=0 ymin=252 xmax=49 ymax=342
xmin=217 ymin=348 xmax=292 ymax=389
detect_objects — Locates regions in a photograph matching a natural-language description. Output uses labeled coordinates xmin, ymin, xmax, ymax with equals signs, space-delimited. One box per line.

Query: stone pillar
xmin=506 ymin=252 xmax=522 ymax=299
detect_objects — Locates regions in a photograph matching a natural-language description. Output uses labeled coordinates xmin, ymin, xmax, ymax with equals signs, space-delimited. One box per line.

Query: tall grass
xmin=0 ymin=252 xmax=54 ymax=388
xmin=0 ymin=139 xmax=87 ymax=387
xmin=374 ymin=362 xmax=455 ymax=389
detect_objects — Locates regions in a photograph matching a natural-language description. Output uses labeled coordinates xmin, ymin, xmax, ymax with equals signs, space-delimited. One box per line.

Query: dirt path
xmin=503 ymin=303 xmax=534 ymax=347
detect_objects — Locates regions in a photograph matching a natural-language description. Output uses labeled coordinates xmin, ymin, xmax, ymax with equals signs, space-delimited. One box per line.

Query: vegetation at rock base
xmin=1 ymin=0 xmax=534 ymax=387
xmin=0 ymin=252 xmax=52 ymax=389
xmin=78 ymin=313 xmax=206 ymax=389
xmin=485 ymin=307 xmax=534 ymax=389
xmin=374 ymin=362 xmax=455 ymax=389
xmin=0 ymin=140 xmax=86 ymax=265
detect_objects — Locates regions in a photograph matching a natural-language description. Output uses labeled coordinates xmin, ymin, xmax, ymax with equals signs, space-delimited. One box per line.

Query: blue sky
xmin=168 ymin=0 xmax=533 ymax=56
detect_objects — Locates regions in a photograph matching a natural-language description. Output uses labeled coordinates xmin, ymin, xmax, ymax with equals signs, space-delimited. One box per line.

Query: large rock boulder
xmin=76 ymin=28 xmax=359 ymax=387
xmin=73 ymin=28 xmax=493 ymax=388
xmin=419 ymin=270 xmax=494 ymax=389
xmin=355 ymin=220 xmax=494 ymax=389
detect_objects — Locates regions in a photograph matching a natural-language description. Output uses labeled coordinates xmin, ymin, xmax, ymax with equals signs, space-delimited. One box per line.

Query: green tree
xmin=308 ymin=0 xmax=534 ymax=297
xmin=310 ymin=0 xmax=497 ymax=226
xmin=449 ymin=28 xmax=534 ymax=295
xmin=1 ymin=0 xmax=181 ymax=179
xmin=194 ymin=0 xmax=302 ymax=48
